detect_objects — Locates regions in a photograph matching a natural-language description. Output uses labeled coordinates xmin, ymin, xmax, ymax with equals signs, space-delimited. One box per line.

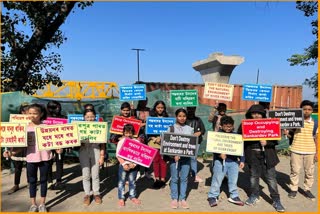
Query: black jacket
xmin=186 ymin=116 xmax=206 ymax=143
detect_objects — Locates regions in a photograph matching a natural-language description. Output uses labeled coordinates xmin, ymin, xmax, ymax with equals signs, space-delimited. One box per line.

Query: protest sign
xmin=119 ymin=84 xmax=146 ymax=101
xmin=204 ymin=82 xmax=234 ymax=101
xmin=0 ymin=122 xmax=28 ymax=147
xmin=9 ymin=114 xmax=32 ymax=123
xmin=206 ymin=131 xmax=243 ymax=156
xmin=160 ymin=133 xmax=198 ymax=157
xmin=145 ymin=117 xmax=176 ymax=135
xmin=268 ymin=109 xmax=304 ymax=129
xmin=109 ymin=116 xmax=141 ymax=137
xmin=73 ymin=121 xmax=108 ymax=143
xmin=67 ymin=114 xmax=100 ymax=123
xmin=43 ymin=117 xmax=68 ymax=125
xmin=242 ymin=84 xmax=272 ymax=102
xmin=170 ymin=90 xmax=198 ymax=107
xmin=241 ymin=118 xmax=281 ymax=141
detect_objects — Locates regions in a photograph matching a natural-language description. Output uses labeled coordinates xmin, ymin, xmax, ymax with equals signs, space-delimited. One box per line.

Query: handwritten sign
xmin=241 ymin=118 xmax=281 ymax=141
xmin=204 ymin=82 xmax=234 ymax=101
xmin=9 ymin=114 xmax=32 ymax=123
xmin=242 ymin=84 xmax=272 ymax=102
xmin=72 ymin=121 xmax=108 ymax=143
xmin=35 ymin=124 xmax=80 ymax=151
xmin=206 ymin=131 xmax=243 ymax=156
xmin=43 ymin=117 xmax=68 ymax=125
xmin=0 ymin=122 xmax=28 ymax=147
xmin=145 ymin=117 xmax=176 ymax=135
xmin=160 ymin=133 xmax=198 ymax=157
xmin=170 ymin=90 xmax=198 ymax=107
xmin=268 ymin=109 xmax=304 ymax=129
xmin=109 ymin=115 xmax=141 ymax=137
xmin=119 ymin=84 xmax=146 ymax=101
xmin=117 ymin=138 xmax=158 ymax=167
xmin=67 ymin=114 xmax=100 ymax=123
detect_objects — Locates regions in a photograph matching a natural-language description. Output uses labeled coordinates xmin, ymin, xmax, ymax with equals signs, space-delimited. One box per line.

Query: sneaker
xmin=94 ymin=195 xmax=102 ymax=204
xmin=130 ymin=198 xmax=141 ymax=205
xmin=171 ymin=199 xmax=178 ymax=209
xmin=245 ymin=195 xmax=260 ymax=206
xmin=118 ymin=199 xmax=125 ymax=207
xmin=179 ymin=200 xmax=189 ymax=209
xmin=47 ymin=182 xmax=54 ymax=190
xmin=8 ymin=185 xmax=19 ymax=194
xmin=38 ymin=204 xmax=47 ymax=212
xmin=207 ymin=197 xmax=217 ymax=207
xmin=304 ymin=190 xmax=316 ymax=201
xmin=288 ymin=191 xmax=297 ymax=199
xmin=228 ymin=197 xmax=244 ymax=206
xmin=29 ymin=205 xmax=38 ymax=212
xmin=195 ymin=175 xmax=203 ymax=183
xmin=83 ymin=195 xmax=90 ymax=206
xmin=272 ymin=200 xmax=285 ymax=212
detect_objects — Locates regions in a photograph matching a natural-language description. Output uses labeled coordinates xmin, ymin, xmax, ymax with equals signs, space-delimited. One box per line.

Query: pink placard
xmin=118 ymin=138 xmax=158 ymax=168
xmin=43 ymin=117 xmax=68 ymax=125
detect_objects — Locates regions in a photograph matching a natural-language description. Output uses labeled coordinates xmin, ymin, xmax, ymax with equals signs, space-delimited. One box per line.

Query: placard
xmin=160 ymin=132 xmax=198 ymax=157
xmin=268 ymin=109 xmax=304 ymax=129
xmin=0 ymin=122 xmax=28 ymax=147
xmin=109 ymin=115 xmax=141 ymax=137
xmin=117 ymin=138 xmax=158 ymax=167
xmin=35 ymin=124 xmax=80 ymax=151
xmin=241 ymin=118 xmax=281 ymax=141
xmin=119 ymin=84 xmax=146 ymax=101
xmin=203 ymin=82 xmax=234 ymax=101
xmin=67 ymin=114 xmax=100 ymax=123
xmin=145 ymin=117 xmax=176 ymax=135
xmin=43 ymin=117 xmax=68 ymax=125
xmin=9 ymin=114 xmax=32 ymax=123
xmin=242 ymin=84 xmax=272 ymax=102
xmin=206 ymin=131 xmax=243 ymax=156
xmin=72 ymin=121 xmax=108 ymax=143
xmin=170 ymin=90 xmax=198 ymax=107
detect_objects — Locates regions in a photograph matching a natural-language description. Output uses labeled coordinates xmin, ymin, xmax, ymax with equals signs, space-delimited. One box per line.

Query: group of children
xmin=2 ymin=99 xmax=318 ymax=212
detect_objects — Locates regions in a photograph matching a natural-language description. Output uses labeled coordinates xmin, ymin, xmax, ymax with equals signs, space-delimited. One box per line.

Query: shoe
xmin=118 ymin=199 xmax=125 ymax=207
xmin=83 ymin=195 xmax=90 ymax=206
xmin=207 ymin=197 xmax=217 ymax=207
xmin=304 ymin=190 xmax=316 ymax=201
xmin=8 ymin=185 xmax=19 ymax=194
xmin=47 ymin=182 xmax=54 ymax=190
xmin=29 ymin=205 xmax=38 ymax=212
xmin=179 ymin=200 xmax=189 ymax=209
xmin=228 ymin=197 xmax=244 ymax=206
xmin=171 ymin=199 xmax=178 ymax=209
xmin=130 ymin=198 xmax=141 ymax=205
xmin=94 ymin=195 xmax=102 ymax=204
xmin=38 ymin=204 xmax=47 ymax=212
xmin=288 ymin=191 xmax=297 ymax=199
xmin=272 ymin=200 xmax=285 ymax=212
xmin=245 ymin=195 xmax=260 ymax=206
xmin=195 ymin=175 xmax=203 ymax=183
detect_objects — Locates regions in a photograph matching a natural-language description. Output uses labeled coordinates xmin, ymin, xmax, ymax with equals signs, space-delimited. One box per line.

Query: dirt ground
xmin=1 ymin=155 xmax=318 ymax=212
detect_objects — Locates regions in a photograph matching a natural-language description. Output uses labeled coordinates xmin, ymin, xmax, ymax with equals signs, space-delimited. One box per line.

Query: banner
xmin=160 ymin=133 xmax=198 ymax=157
xmin=268 ymin=109 xmax=304 ymax=129
xmin=43 ymin=117 xmax=68 ymax=125
xmin=170 ymin=90 xmax=198 ymax=107
xmin=241 ymin=118 xmax=281 ymax=141
xmin=9 ymin=114 xmax=32 ymax=123
xmin=35 ymin=124 xmax=80 ymax=151
xmin=117 ymin=138 xmax=158 ymax=167
xmin=145 ymin=117 xmax=176 ymax=135
xmin=67 ymin=114 xmax=100 ymax=123
xmin=73 ymin=121 xmax=108 ymax=143
xmin=109 ymin=115 xmax=141 ymax=137
xmin=119 ymin=84 xmax=146 ymax=101
xmin=242 ymin=84 xmax=272 ymax=102
xmin=0 ymin=122 xmax=28 ymax=147
xmin=203 ymin=82 xmax=234 ymax=101
xmin=206 ymin=131 xmax=243 ymax=156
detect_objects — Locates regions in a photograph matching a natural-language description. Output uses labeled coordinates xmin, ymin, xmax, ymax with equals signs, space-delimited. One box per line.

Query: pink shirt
xmin=26 ymin=126 xmax=52 ymax=163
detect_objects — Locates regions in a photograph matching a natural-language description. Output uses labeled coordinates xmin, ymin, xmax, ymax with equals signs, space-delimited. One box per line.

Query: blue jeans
xmin=190 ymin=144 xmax=200 ymax=177
xmin=170 ymin=158 xmax=190 ymax=200
xmin=208 ymin=160 xmax=239 ymax=199
xmin=118 ymin=165 xmax=138 ymax=199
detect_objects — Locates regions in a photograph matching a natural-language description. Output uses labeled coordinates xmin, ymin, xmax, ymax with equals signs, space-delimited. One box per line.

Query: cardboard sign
xmin=109 ymin=115 xmax=141 ymax=137
xmin=119 ymin=84 xmax=146 ymax=101
xmin=160 ymin=132 xmax=198 ymax=157
xmin=268 ymin=109 xmax=304 ymax=129
xmin=204 ymin=82 xmax=234 ymax=101
xmin=67 ymin=114 xmax=100 ymax=123
xmin=117 ymin=138 xmax=158 ymax=167
xmin=72 ymin=121 xmax=108 ymax=143
xmin=43 ymin=117 xmax=68 ymax=125
xmin=9 ymin=114 xmax=32 ymax=123
xmin=35 ymin=124 xmax=80 ymax=151
xmin=206 ymin=131 xmax=243 ymax=156
xmin=0 ymin=122 xmax=28 ymax=147
xmin=241 ymin=118 xmax=281 ymax=141
xmin=170 ymin=90 xmax=198 ymax=107
xmin=145 ymin=117 xmax=176 ymax=135
xmin=242 ymin=84 xmax=272 ymax=102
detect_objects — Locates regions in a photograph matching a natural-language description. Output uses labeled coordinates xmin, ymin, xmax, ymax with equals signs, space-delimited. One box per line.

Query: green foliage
xmin=1 ymin=1 xmax=93 ymax=94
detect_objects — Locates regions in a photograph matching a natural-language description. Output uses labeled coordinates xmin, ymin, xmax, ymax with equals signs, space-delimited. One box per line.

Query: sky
xmin=50 ymin=2 xmax=316 ymax=101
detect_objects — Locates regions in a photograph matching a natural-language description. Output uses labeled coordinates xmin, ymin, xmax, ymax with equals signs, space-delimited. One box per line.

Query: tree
xmin=288 ymin=1 xmax=318 ymax=98
xmin=1 ymin=1 xmax=92 ymax=94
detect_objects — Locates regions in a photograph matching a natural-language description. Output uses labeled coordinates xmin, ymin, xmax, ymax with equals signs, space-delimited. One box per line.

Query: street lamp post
xmin=131 ymin=48 xmax=145 ymax=83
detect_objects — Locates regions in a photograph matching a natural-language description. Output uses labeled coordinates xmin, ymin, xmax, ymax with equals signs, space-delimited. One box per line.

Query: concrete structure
xmin=192 ymin=52 xmax=244 ymax=84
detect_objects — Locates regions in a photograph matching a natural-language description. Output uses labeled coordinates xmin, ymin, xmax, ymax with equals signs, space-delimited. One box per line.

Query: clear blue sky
xmin=55 ymin=2 xmax=317 ymax=101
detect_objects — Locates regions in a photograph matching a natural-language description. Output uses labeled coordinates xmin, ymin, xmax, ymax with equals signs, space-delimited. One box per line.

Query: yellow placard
xmin=35 ymin=124 xmax=80 ymax=151
xmin=9 ymin=114 xmax=32 ymax=123
xmin=72 ymin=121 xmax=108 ymax=143
xmin=203 ymin=82 xmax=234 ymax=101
xmin=0 ymin=122 xmax=28 ymax=147
xmin=206 ymin=131 xmax=243 ymax=156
